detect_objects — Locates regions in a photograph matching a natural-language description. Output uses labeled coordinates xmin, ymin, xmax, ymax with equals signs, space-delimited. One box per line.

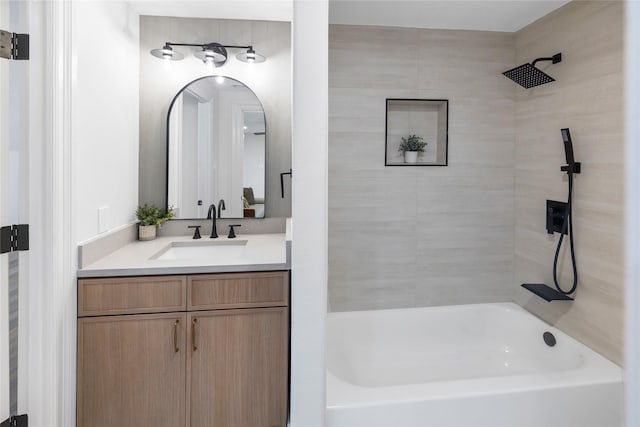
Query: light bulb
xmin=235 ymin=48 xmax=265 ymax=64
xmin=150 ymin=44 xmax=184 ymax=61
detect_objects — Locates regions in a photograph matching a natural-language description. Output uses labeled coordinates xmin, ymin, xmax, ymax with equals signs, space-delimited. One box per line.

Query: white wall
xmin=72 ymin=1 xmax=140 ymax=243
xmin=39 ymin=2 xmax=140 ymax=426
xmin=626 ymin=1 xmax=640 ymax=424
xmin=290 ymin=1 xmax=328 ymax=425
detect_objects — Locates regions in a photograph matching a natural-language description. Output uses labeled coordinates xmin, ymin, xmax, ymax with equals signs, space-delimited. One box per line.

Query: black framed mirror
xmin=166 ymin=76 xmax=266 ymax=219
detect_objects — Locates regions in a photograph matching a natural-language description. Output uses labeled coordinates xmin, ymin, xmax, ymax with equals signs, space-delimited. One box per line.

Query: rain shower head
xmin=503 ymin=53 xmax=562 ymax=89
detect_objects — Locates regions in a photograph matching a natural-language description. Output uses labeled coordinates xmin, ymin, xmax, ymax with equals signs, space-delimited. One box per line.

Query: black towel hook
xmin=280 ymin=169 xmax=292 ymax=198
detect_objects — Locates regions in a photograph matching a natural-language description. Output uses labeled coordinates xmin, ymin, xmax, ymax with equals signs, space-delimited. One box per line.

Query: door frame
xmin=0 ymin=0 xmax=11 ymax=419
xmin=23 ymin=0 xmax=76 ymax=425
xmin=1 ymin=0 xmax=38 ymax=420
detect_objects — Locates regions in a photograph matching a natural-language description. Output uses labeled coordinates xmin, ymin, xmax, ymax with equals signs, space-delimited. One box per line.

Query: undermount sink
xmin=151 ymin=239 xmax=249 ymax=261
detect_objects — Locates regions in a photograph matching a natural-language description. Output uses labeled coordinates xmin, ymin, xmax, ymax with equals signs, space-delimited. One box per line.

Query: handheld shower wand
xmin=561 ymin=128 xmax=581 ymax=174
xmin=522 ymin=129 xmax=581 ymax=301
xmin=553 ymin=128 xmax=580 ymax=295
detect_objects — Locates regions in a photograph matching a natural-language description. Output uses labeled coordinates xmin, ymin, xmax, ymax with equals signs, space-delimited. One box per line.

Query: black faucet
xmin=217 ymin=199 xmax=226 ymax=218
xmin=188 ymin=225 xmax=201 ymax=239
xmin=228 ymin=224 xmax=241 ymax=239
xmin=206 ymin=204 xmax=218 ymax=238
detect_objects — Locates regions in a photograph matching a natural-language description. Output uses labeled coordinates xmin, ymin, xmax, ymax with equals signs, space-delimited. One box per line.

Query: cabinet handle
xmin=173 ymin=319 xmax=179 ymax=353
xmin=192 ymin=318 xmax=198 ymax=351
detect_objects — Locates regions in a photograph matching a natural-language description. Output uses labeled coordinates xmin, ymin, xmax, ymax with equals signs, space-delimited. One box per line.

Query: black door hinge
xmin=1 ymin=414 xmax=28 ymax=427
xmin=0 ymin=29 xmax=29 ymax=60
xmin=0 ymin=224 xmax=29 ymax=254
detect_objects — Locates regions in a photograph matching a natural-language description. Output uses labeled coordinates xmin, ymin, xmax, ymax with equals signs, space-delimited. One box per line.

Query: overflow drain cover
xmin=543 ymin=331 xmax=556 ymax=347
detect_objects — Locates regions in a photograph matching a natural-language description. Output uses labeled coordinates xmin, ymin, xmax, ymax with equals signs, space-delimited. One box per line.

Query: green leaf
xmin=398 ymin=134 xmax=427 ymax=153
xmin=135 ymin=204 xmax=175 ymax=228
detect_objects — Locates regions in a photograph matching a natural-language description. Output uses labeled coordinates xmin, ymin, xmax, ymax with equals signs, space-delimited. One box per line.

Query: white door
xmin=0 ymin=0 xmax=30 ymax=422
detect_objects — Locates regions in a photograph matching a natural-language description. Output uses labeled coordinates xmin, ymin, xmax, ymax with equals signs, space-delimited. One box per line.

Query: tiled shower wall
xmin=513 ymin=1 xmax=624 ymax=365
xmin=328 ymin=26 xmax=517 ymax=310
xmin=328 ymin=1 xmax=625 ymax=365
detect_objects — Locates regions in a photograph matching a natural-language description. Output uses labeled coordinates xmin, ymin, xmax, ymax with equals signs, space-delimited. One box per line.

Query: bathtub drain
xmin=543 ymin=331 xmax=557 ymax=347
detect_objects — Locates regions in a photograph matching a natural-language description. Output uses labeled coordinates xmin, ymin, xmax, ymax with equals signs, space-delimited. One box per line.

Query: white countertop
xmin=78 ymin=232 xmax=289 ymax=278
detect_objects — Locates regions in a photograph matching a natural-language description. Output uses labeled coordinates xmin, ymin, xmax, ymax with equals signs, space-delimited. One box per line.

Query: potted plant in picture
xmin=398 ymin=134 xmax=427 ymax=163
xmin=135 ymin=204 xmax=174 ymax=241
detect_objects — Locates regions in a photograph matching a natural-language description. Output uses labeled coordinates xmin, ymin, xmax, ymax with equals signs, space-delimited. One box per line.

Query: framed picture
xmin=385 ymin=99 xmax=449 ymax=166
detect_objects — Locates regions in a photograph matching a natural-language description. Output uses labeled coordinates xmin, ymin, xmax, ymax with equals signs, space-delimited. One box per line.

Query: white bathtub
xmin=326 ymin=303 xmax=623 ymax=427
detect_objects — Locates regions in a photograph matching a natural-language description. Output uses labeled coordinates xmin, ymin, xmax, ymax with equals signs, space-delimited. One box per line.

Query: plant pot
xmin=138 ymin=225 xmax=157 ymax=241
xmin=404 ymin=151 xmax=418 ymax=163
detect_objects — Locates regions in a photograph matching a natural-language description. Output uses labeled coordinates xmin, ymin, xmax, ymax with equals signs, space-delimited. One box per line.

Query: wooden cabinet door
xmin=188 ymin=271 xmax=289 ymax=311
xmin=78 ymin=275 xmax=187 ymax=316
xmin=188 ymin=308 xmax=289 ymax=427
xmin=77 ymin=313 xmax=187 ymax=427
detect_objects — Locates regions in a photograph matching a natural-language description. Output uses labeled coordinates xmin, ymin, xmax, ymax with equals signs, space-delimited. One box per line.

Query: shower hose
xmin=553 ymin=172 xmax=578 ymax=295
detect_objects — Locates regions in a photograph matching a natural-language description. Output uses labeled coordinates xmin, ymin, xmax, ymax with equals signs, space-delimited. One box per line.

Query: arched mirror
xmin=166 ymin=76 xmax=266 ymax=219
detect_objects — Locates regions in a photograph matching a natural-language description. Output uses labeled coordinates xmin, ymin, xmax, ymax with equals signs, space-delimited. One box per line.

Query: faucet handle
xmin=188 ymin=225 xmax=202 ymax=239
xmin=227 ymin=224 xmax=241 ymax=239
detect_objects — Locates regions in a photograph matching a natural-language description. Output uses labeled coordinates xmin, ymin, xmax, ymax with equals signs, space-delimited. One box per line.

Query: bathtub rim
xmin=326 ymin=302 xmax=623 ymax=408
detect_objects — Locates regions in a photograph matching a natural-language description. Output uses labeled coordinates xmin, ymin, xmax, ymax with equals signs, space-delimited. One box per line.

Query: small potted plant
xmin=398 ymin=134 xmax=427 ymax=163
xmin=135 ymin=204 xmax=174 ymax=241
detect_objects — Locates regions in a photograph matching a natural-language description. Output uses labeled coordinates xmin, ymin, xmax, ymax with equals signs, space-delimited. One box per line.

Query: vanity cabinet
xmin=77 ymin=271 xmax=289 ymax=427
xmin=77 ymin=313 xmax=187 ymax=427
xmin=188 ymin=308 xmax=288 ymax=427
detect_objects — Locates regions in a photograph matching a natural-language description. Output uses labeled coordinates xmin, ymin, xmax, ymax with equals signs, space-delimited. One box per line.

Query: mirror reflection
xmin=167 ymin=76 xmax=266 ymax=219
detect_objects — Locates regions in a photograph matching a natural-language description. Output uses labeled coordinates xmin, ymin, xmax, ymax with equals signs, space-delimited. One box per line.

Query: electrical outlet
xmin=98 ymin=206 xmax=109 ymax=233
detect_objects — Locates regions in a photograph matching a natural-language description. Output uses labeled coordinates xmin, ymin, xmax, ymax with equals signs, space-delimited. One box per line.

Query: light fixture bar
xmin=150 ymin=41 xmax=266 ymax=66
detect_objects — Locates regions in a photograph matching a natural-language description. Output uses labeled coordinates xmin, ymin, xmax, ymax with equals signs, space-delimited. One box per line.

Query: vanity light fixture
xmin=150 ymin=41 xmax=266 ymax=67
xmin=193 ymin=43 xmax=227 ymax=68
xmin=236 ymin=47 xmax=266 ymax=64
xmin=150 ymin=43 xmax=184 ymax=61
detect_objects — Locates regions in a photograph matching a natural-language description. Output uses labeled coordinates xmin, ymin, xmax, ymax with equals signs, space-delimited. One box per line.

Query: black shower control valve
xmin=188 ymin=225 xmax=202 ymax=239
xmin=228 ymin=224 xmax=241 ymax=239
xmin=546 ymin=200 xmax=568 ymax=235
